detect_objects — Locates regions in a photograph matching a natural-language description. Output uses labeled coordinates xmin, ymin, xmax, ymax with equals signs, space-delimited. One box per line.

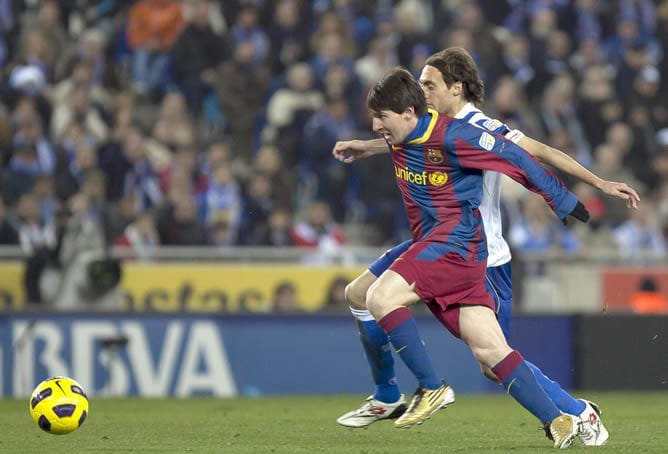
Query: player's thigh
xmin=458 ymin=304 xmax=512 ymax=368
xmin=366 ymin=269 xmax=421 ymax=319
xmin=344 ymin=269 xmax=378 ymax=309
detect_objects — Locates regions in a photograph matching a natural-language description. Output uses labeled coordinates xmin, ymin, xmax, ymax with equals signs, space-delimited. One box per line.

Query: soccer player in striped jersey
xmin=333 ymin=48 xmax=636 ymax=446
xmin=348 ymin=66 xmax=587 ymax=448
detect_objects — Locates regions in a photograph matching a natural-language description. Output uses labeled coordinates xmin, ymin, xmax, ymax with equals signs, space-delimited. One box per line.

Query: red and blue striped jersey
xmin=391 ymin=109 xmax=577 ymax=262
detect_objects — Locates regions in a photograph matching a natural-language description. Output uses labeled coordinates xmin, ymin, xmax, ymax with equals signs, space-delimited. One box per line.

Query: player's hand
xmin=599 ymin=181 xmax=640 ymax=209
xmin=562 ymin=200 xmax=590 ymax=225
xmin=332 ymin=140 xmax=372 ymax=163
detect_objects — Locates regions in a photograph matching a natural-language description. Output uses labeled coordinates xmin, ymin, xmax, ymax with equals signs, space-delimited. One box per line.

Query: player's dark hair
xmin=367 ymin=67 xmax=428 ymax=116
xmin=425 ymin=47 xmax=485 ymax=107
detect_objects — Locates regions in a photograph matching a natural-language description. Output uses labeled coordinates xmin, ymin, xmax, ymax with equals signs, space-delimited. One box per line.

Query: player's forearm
xmin=365 ymin=139 xmax=391 ymax=155
xmin=519 ymin=137 xmax=604 ymax=190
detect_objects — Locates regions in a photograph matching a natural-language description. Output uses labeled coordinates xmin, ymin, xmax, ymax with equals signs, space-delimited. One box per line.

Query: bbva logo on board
xmin=1 ymin=320 xmax=238 ymax=398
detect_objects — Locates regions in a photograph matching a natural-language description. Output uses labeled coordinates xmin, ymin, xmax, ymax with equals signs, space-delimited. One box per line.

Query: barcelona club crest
xmin=426 ymin=148 xmax=444 ymax=164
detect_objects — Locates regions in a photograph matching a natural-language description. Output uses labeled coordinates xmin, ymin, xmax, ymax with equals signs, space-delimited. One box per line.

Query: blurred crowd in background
xmin=0 ymin=0 xmax=667 ymax=305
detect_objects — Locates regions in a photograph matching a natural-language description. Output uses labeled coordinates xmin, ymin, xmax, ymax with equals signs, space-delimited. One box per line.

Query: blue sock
xmin=377 ymin=308 xmax=442 ymax=390
xmin=493 ymin=351 xmax=561 ymax=425
xmin=525 ymin=360 xmax=585 ymax=415
xmin=356 ymin=317 xmax=401 ymax=403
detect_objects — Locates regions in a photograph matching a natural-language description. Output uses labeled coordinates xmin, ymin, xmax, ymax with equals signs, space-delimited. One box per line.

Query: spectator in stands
xmin=159 ymin=145 xmax=206 ymax=195
xmin=570 ymin=38 xmax=608 ymax=78
xmin=3 ymin=143 xmax=42 ymax=205
xmin=12 ymin=114 xmax=56 ymax=175
xmin=606 ymin=122 xmax=648 ymax=192
xmin=170 ymin=0 xmax=225 ymax=114
xmin=215 ymin=38 xmax=271 ymax=160
xmin=310 ymin=32 xmax=353 ymax=86
xmin=197 ymin=160 xmax=241 ymax=244
xmin=0 ymin=198 xmax=19 ymax=245
xmin=267 ymin=0 xmax=310 ymax=74
xmin=50 ymin=60 xmax=112 ymax=114
xmin=252 ymin=144 xmax=295 ymax=209
xmin=354 ymin=36 xmax=397 ymax=89
xmin=509 ymin=193 xmax=580 ymax=275
xmin=156 ymin=184 xmax=207 ymax=246
xmin=302 ymin=95 xmax=357 ymax=222
xmin=291 ymin=200 xmax=345 ymax=253
xmin=239 ymin=173 xmax=274 ymax=245
xmin=570 ymin=182 xmax=619 ymax=253
xmin=613 ymin=200 xmax=666 ymax=262
xmin=107 ymin=193 xmax=138 ymax=244
xmin=262 ymin=62 xmax=323 ymax=166
xmin=394 ymin=2 xmax=431 ymax=69
xmin=486 ymin=75 xmax=543 ymax=141
xmin=115 ymin=210 xmax=160 ymax=262
xmin=50 ymin=84 xmax=109 ymax=144
xmin=252 ymin=206 xmax=294 ymax=247
xmin=32 ymin=173 xmax=56 ymax=225
xmin=653 ymin=129 xmax=668 ymax=197
xmin=54 ymin=140 xmax=98 ymax=201
xmin=74 ymin=29 xmax=109 ymax=89
xmin=16 ymin=192 xmax=56 ymax=304
xmin=321 ymin=274 xmax=348 ymax=311
xmin=200 ymin=140 xmax=231 ymax=181
xmin=151 ymin=91 xmax=194 ymax=151
xmin=79 ymin=169 xmax=114 ymax=245
xmin=12 ymin=29 xmax=54 ymax=84
xmin=271 ymin=280 xmax=302 ymax=312
xmin=577 ymin=64 xmax=622 ymax=149
xmin=118 ymin=127 xmax=163 ymax=211
xmin=50 ymin=192 xmax=112 ymax=309
xmin=499 ymin=34 xmax=535 ymax=88
xmin=126 ymin=0 xmax=184 ymax=96
xmin=20 ymin=0 xmax=68 ymax=79
xmin=633 ymin=65 xmax=666 ymax=124
xmin=539 ymin=75 xmax=591 ymax=166
xmin=591 ymin=142 xmax=643 ymax=226
xmin=533 ymin=29 xmax=573 ymax=89
xmin=229 ymin=4 xmax=268 ymax=65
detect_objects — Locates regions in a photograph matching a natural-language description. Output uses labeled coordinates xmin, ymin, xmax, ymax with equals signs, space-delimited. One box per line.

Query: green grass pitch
xmin=2 ymin=392 xmax=667 ymax=453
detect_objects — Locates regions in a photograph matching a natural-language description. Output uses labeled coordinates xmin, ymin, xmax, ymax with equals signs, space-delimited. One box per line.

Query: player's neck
xmin=446 ymin=100 xmax=469 ymax=117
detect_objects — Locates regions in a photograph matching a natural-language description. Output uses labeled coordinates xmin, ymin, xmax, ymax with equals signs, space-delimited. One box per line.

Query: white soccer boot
xmin=337 ymin=394 xmax=407 ymax=428
xmin=577 ymin=400 xmax=609 ymax=446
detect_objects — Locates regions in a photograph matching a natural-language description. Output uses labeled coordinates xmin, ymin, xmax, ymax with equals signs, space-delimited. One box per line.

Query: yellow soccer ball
xmin=29 ymin=377 xmax=89 ymax=435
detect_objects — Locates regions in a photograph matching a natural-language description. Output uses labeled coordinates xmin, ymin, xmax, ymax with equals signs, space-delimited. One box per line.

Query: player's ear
xmin=403 ymin=107 xmax=415 ymax=119
xmin=453 ymin=81 xmax=463 ymax=96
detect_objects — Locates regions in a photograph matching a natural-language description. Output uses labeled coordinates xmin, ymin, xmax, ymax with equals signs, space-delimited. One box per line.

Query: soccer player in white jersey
xmin=332 ymin=48 xmax=639 ymax=446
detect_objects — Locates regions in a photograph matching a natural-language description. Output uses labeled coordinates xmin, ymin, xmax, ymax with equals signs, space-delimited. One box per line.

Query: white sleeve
xmin=505 ymin=129 xmax=526 ymax=144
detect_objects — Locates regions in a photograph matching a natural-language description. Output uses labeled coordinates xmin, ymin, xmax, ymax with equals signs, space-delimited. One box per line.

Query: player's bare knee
xmin=344 ymin=281 xmax=367 ymax=310
xmin=365 ymin=282 xmax=391 ymax=316
xmin=470 ymin=344 xmax=510 ymax=370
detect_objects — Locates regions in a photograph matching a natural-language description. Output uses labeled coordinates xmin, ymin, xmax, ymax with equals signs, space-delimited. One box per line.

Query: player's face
xmin=371 ymin=109 xmax=414 ymax=145
xmin=419 ymin=65 xmax=460 ymax=116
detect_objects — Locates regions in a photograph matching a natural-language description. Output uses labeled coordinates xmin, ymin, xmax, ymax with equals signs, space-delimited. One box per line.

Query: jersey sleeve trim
xmin=505 ymin=129 xmax=525 ymax=144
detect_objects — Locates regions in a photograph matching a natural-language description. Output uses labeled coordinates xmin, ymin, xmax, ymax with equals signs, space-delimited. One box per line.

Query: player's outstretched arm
xmin=332 ymin=139 xmax=389 ymax=163
xmin=449 ymin=121 xmax=586 ymax=224
xmin=518 ymin=136 xmax=640 ymax=209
